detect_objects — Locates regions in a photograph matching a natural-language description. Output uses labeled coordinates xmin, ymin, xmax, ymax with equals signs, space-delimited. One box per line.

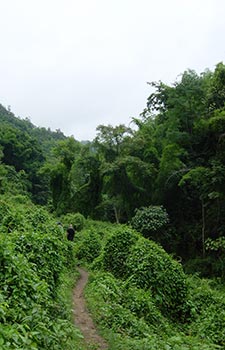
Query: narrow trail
xmin=73 ymin=267 xmax=108 ymax=350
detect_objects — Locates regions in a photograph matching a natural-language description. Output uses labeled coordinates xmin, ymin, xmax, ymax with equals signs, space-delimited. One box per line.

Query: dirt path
xmin=73 ymin=267 xmax=108 ymax=350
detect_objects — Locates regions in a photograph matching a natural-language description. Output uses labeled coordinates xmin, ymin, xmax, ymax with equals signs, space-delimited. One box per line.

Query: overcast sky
xmin=0 ymin=0 xmax=224 ymax=141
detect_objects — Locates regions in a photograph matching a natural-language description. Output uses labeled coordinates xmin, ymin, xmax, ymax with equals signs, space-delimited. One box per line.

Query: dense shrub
xmin=84 ymin=219 xmax=119 ymax=242
xmin=76 ymin=230 xmax=102 ymax=263
xmin=187 ymin=276 xmax=225 ymax=347
xmin=130 ymin=205 xmax=169 ymax=239
xmin=94 ymin=226 xmax=189 ymax=320
xmin=0 ymin=198 xmax=11 ymax=220
xmin=85 ymin=271 xmax=218 ymax=350
xmin=87 ymin=271 xmax=122 ymax=305
xmin=121 ymin=284 xmax=167 ymax=329
xmin=25 ymin=206 xmax=54 ymax=231
xmin=0 ymin=197 xmax=28 ymax=233
xmin=0 ymin=196 xmax=55 ymax=234
xmin=0 ymin=237 xmax=49 ymax=314
xmin=191 ymin=302 xmax=225 ymax=347
xmin=126 ymin=238 xmax=189 ymax=320
xmin=60 ymin=212 xmax=85 ymax=231
xmin=102 ymin=227 xmax=140 ymax=278
xmin=85 ymin=272 xmax=152 ymax=338
xmin=0 ymin=236 xmax=61 ymax=349
xmin=0 ymin=195 xmax=83 ymax=350
xmin=12 ymin=231 xmax=73 ymax=296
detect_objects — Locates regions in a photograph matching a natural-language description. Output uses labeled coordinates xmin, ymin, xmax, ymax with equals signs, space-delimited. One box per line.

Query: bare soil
xmin=73 ymin=267 xmax=108 ymax=350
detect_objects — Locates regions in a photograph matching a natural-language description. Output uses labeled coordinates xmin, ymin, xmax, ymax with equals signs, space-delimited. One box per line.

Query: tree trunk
xmin=113 ymin=205 xmax=120 ymax=224
xmin=201 ymin=199 xmax=205 ymax=258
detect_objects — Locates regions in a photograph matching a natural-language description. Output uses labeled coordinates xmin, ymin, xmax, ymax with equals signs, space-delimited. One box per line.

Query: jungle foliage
xmin=1 ymin=62 xmax=225 ymax=274
xmin=1 ymin=62 xmax=225 ymax=348
xmin=0 ymin=195 xmax=85 ymax=349
xmin=76 ymin=222 xmax=225 ymax=349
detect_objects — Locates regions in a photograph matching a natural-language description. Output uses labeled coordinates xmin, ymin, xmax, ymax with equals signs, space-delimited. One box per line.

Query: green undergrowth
xmin=84 ymin=271 xmax=223 ymax=349
xmin=2 ymin=197 xmax=225 ymax=350
xmin=0 ymin=194 xmax=85 ymax=350
xmin=75 ymin=221 xmax=225 ymax=349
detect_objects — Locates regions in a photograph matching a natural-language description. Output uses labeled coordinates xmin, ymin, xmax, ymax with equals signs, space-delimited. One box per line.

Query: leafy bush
xmin=130 ymin=205 xmax=169 ymax=239
xmin=0 ymin=198 xmax=12 ymax=219
xmin=102 ymin=227 xmax=140 ymax=278
xmin=187 ymin=276 xmax=225 ymax=347
xmin=121 ymin=284 xmax=167 ymax=330
xmin=205 ymin=237 xmax=225 ymax=280
xmin=0 ymin=196 xmax=55 ymax=234
xmin=87 ymin=271 xmax=122 ymax=305
xmin=94 ymin=226 xmax=189 ymax=320
xmin=126 ymin=238 xmax=190 ymax=320
xmin=12 ymin=231 xmax=72 ymax=296
xmin=0 ymin=236 xmax=49 ymax=315
xmin=84 ymin=219 xmax=118 ymax=242
xmin=0 ymin=197 xmax=28 ymax=233
xmin=25 ymin=206 xmax=53 ymax=231
xmin=192 ymin=302 xmax=225 ymax=347
xmin=0 ymin=195 xmax=83 ymax=350
xmin=76 ymin=230 xmax=102 ymax=263
xmin=0 ymin=237 xmax=52 ymax=349
xmin=60 ymin=212 xmax=85 ymax=231
xmin=85 ymin=271 xmax=218 ymax=350
xmin=85 ymin=272 xmax=152 ymax=338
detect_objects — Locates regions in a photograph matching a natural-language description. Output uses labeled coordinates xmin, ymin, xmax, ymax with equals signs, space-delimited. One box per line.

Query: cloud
xmin=0 ymin=0 xmax=224 ymax=140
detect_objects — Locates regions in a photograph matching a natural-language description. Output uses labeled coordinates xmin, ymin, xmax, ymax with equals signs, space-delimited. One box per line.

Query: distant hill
xmin=0 ymin=103 xmax=66 ymax=157
xmin=0 ymin=103 xmax=69 ymax=203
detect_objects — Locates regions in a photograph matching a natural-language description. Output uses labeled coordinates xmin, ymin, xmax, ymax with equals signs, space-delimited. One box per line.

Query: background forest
xmin=1 ymin=62 xmax=225 ymax=349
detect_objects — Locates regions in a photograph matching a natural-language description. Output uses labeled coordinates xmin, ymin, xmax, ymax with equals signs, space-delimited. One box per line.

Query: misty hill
xmin=0 ymin=103 xmax=66 ymax=155
xmin=0 ymin=103 xmax=69 ymax=204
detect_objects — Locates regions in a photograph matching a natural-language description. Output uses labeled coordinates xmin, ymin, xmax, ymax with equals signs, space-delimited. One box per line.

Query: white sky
xmin=0 ymin=0 xmax=224 ymax=141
